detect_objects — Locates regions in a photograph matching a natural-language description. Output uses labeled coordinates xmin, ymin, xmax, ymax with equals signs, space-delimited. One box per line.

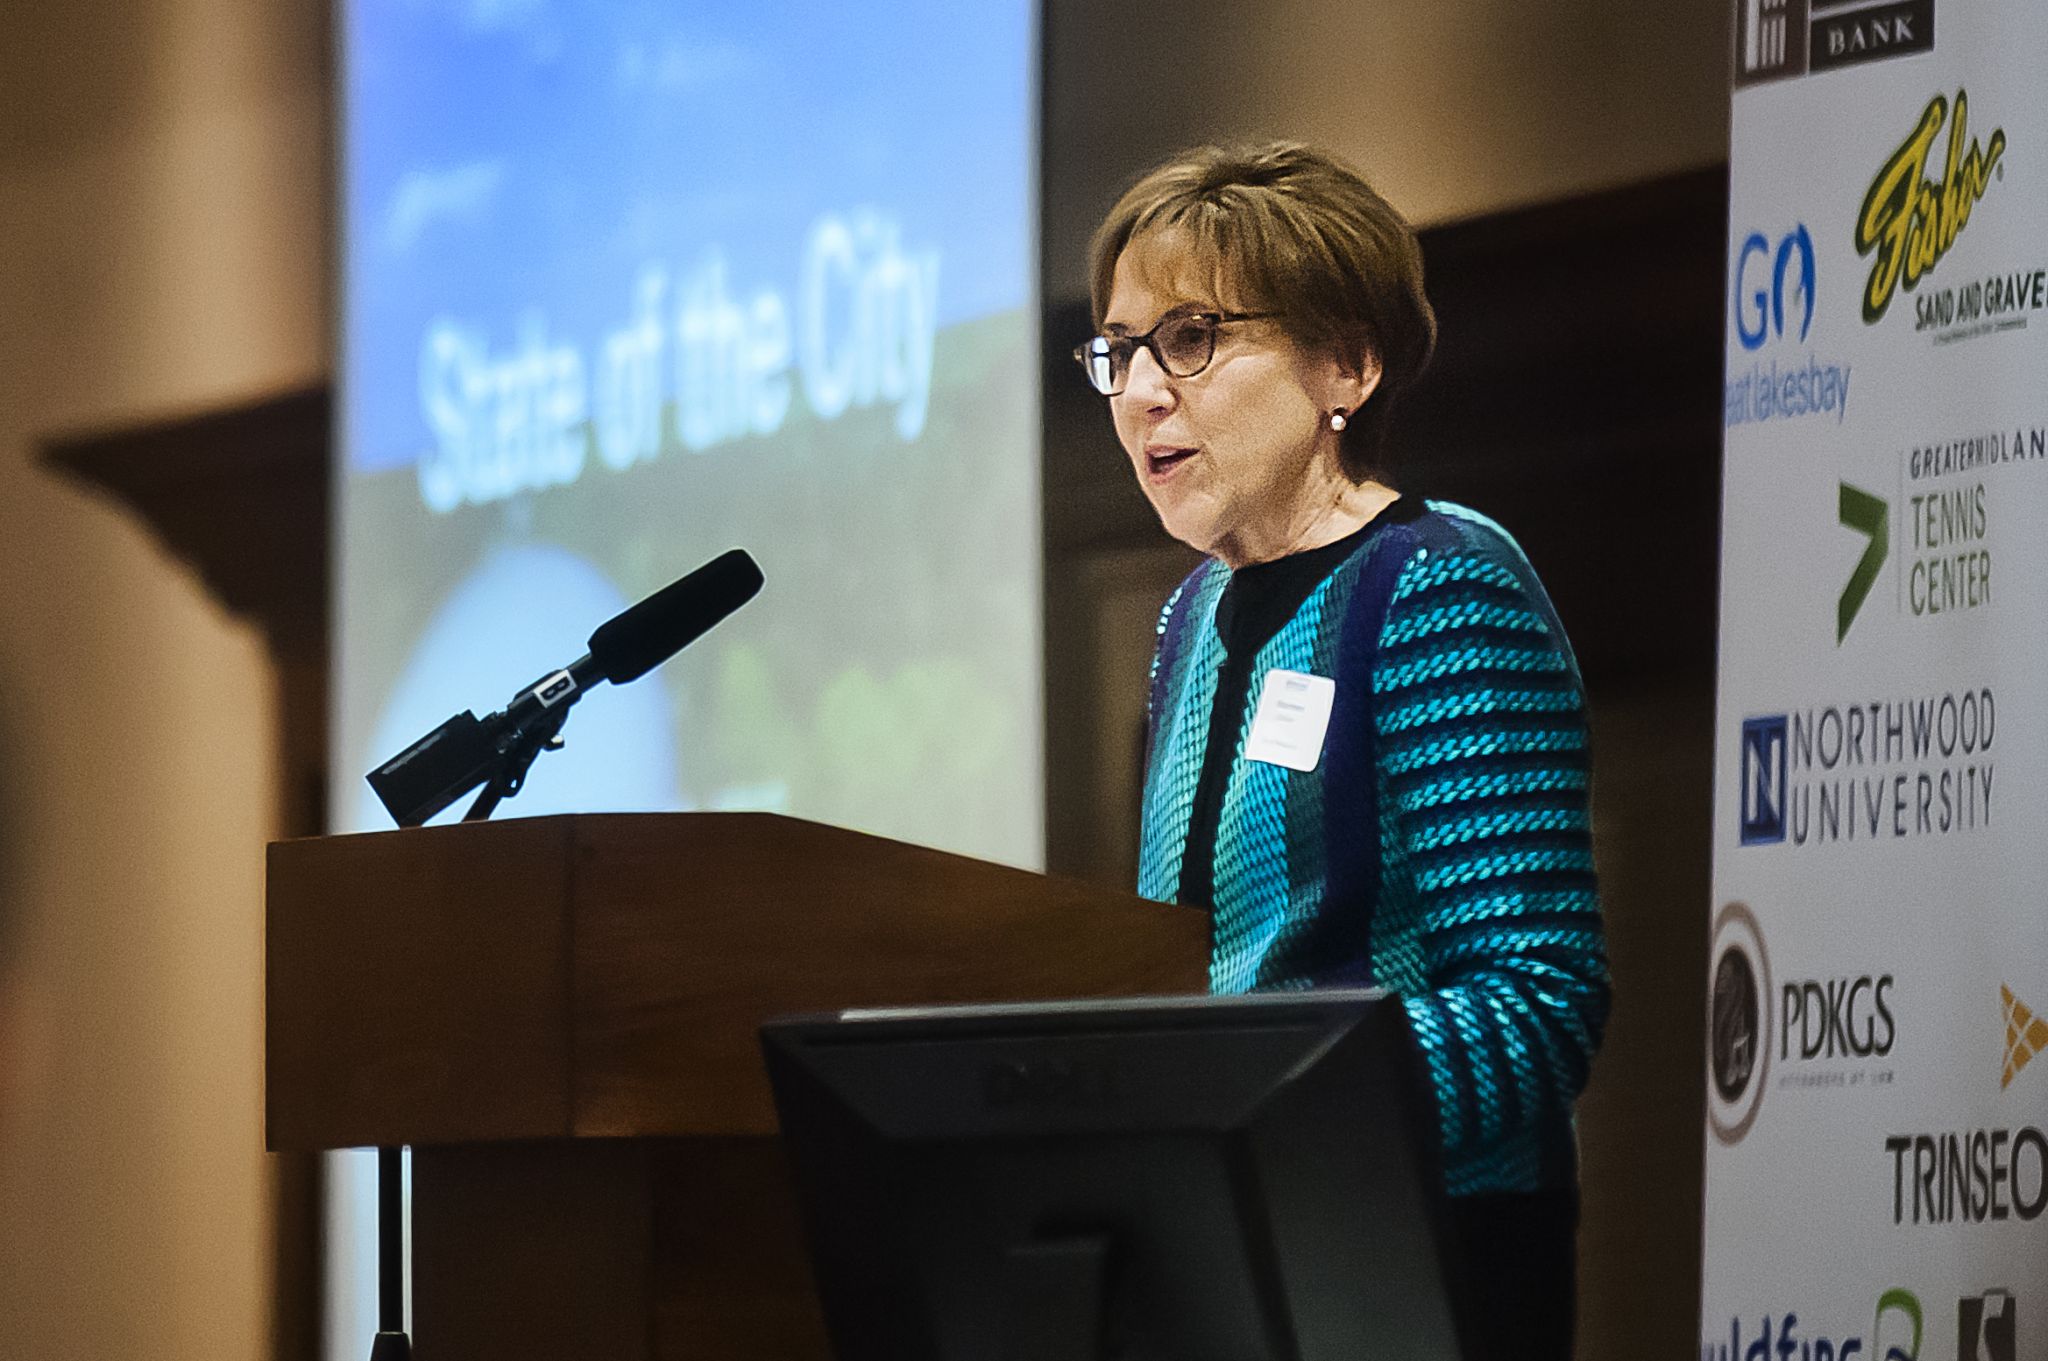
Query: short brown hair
xmin=1088 ymin=142 xmax=1436 ymax=480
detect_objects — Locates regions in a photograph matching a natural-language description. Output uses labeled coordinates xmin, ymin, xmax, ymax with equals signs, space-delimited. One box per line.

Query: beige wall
xmin=0 ymin=0 xmax=327 ymax=1356
xmin=1044 ymin=0 xmax=1730 ymax=300
xmin=0 ymin=1 xmax=1723 ymax=1357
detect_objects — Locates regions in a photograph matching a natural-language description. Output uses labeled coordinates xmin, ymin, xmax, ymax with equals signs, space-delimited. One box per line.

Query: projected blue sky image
xmin=344 ymin=0 xmax=1032 ymax=473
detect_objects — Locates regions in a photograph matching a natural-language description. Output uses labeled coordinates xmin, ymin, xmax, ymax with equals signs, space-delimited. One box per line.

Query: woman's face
xmin=1103 ymin=238 xmax=1365 ymax=564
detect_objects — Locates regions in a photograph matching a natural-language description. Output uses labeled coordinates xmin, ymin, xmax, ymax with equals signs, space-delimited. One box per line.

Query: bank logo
xmin=1741 ymin=716 xmax=1789 ymax=843
xmin=1709 ymin=902 xmax=1771 ymax=1145
xmin=1858 ymin=90 xmax=2005 ymax=325
xmin=1725 ymin=226 xmax=1850 ymax=428
xmin=1839 ymin=482 xmax=1890 ymax=642
xmin=1736 ymin=0 xmax=1934 ymax=87
xmin=2003 ymin=985 xmax=2047 ymax=1090
xmin=1736 ymin=0 xmax=1801 ymax=81
xmin=1959 ymin=1290 xmax=2015 ymax=1361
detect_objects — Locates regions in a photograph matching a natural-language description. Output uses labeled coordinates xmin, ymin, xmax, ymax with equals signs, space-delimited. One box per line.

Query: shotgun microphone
xmin=366 ymin=549 xmax=763 ymax=827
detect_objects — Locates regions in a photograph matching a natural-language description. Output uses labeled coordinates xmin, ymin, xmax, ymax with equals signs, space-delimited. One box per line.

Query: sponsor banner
xmin=1709 ymin=0 xmax=2048 ymax=1351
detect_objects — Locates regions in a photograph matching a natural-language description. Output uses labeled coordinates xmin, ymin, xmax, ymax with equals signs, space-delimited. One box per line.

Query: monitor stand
xmin=1001 ymin=1234 xmax=1113 ymax=1361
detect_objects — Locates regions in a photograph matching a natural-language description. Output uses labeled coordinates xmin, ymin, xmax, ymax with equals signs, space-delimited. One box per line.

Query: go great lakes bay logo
xmin=1708 ymin=901 xmax=1898 ymax=1147
xmin=1725 ymin=223 xmax=1853 ymax=429
xmin=1856 ymin=90 xmax=2006 ymax=333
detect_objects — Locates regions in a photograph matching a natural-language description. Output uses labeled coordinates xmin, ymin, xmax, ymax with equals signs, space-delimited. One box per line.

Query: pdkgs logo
xmin=1709 ymin=901 xmax=1772 ymax=1145
xmin=1725 ymin=224 xmax=1853 ymax=429
xmin=1857 ymin=90 xmax=2005 ymax=328
xmin=1709 ymin=902 xmax=1898 ymax=1147
xmin=1734 ymin=0 xmax=1935 ymax=87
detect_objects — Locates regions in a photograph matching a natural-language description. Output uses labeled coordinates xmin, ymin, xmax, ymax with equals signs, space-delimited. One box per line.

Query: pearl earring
xmin=1329 ymin=409 xmax=1348 ymax=432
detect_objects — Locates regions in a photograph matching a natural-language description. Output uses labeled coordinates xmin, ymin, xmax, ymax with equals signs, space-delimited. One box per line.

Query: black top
xmin=1173 ymin=496 xmax=1421 ymax=910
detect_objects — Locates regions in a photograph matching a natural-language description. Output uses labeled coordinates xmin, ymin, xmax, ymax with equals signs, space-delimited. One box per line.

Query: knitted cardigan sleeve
xmin=1375 ymin=545 xmax=1612 ymax=1174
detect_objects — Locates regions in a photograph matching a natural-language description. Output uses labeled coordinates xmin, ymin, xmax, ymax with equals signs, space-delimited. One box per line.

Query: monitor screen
xmin=762 ymin=991 xmax=1467 ymax=1361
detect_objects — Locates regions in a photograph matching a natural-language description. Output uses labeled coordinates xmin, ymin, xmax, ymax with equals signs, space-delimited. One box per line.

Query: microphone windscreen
xmin=587 ymin=549 xmax=764 ymax=685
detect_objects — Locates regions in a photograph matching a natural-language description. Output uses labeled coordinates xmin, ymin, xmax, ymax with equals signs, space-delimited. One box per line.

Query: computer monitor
xmin=760 ymin=989 xmax=1468 ymax=1361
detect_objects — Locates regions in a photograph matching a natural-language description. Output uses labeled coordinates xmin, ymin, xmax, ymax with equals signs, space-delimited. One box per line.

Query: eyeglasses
xmin=1072 ymin=310 xmax=1276 ymax=396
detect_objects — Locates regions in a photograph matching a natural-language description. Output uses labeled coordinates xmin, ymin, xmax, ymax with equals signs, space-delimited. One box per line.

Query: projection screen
xmin=328 ymin=3 xmax=1040 ymax=1351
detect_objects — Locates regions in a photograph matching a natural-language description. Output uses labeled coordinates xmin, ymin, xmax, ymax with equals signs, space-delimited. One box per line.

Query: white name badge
xmin=1243 ymin=669 xmax=1337 ymax=772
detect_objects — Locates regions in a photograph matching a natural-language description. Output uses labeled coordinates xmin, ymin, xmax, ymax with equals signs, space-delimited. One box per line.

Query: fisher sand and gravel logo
xmin=1725 ymin=223 xmax=1852 ymax=429
xmin=1734 ymin=0 xmax=1935 ymax=88
xmin=1912 ymin=262 xmax=2047 ymax=347
xmin=1856 ymin=89 xmax=2005 ymax=329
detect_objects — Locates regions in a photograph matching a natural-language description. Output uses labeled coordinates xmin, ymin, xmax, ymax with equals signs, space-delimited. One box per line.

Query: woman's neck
xmin=1213 ymin=469 xmax=1400 ymax=568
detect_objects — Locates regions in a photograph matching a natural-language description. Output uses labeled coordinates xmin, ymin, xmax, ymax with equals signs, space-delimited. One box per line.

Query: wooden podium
xmin=266 ymin=813 xmax=1206 ymax=1360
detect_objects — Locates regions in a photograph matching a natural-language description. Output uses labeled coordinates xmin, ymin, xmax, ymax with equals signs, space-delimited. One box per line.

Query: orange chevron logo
xmin=2002 ymin=985 xmax=2048 ymax=1090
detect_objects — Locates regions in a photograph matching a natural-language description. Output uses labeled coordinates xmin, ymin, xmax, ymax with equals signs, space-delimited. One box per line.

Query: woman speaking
xmin=1077 ymin=143 xmax=1610 ymax=1360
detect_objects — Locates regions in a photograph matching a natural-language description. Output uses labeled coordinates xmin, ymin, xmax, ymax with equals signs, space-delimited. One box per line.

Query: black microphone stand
xmin=367 ymin=707 xmax=570 ymax=1361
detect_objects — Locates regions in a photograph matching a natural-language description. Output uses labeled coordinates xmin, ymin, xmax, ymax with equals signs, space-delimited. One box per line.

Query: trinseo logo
xmin=2003 ymin=984 xmax=2046 ymax=1091
xmin=1857 ymin=90 xmax=2006 ymax=327
xmin=1736 ymin=689 xmax=1995 ymax=849
xmin=1725 ymin=224 xmax=1852 ymax=428
xmin=1882 ymin=986 xmax=2047 ymax=1228
xmin=1700 ymin=1288 xmax=1927 ymax=1360
xmin=1735 ymin=0 xmax=1934 ymax=87
xmin=1706 ymin=902 xmax=1897 ymax=1146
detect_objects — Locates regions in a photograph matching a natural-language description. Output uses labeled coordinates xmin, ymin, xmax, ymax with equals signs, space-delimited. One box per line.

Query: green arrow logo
xmin=1838 ymin=482 xmax=1889 ymax=644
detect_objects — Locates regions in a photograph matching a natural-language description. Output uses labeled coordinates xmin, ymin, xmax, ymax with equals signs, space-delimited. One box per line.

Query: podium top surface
xmin=266 ymin=813 xmax=1207 ymax=1151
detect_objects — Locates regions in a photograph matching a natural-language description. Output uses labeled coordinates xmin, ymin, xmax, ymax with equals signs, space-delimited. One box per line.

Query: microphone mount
xmin=364 ymin=549 xmax=762 ymax=830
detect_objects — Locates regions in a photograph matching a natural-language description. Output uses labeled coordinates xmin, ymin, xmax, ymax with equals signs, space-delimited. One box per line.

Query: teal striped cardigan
xmin=1137 ymin=500 xmax=1610 ymax=1197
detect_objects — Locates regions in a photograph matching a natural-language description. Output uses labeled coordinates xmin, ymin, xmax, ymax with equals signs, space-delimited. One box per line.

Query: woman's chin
xmin=1150 ymin=502 xmax=1221 ymax=557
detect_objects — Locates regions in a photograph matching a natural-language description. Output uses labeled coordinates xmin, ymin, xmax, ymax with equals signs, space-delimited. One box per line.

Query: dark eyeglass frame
xmin=1072 ymin=310 xmax=1277 ymax=396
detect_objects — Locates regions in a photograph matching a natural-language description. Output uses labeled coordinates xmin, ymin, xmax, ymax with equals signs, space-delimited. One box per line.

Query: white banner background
xmin=1708 ymin=1 xmax=2048 ymax=1358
